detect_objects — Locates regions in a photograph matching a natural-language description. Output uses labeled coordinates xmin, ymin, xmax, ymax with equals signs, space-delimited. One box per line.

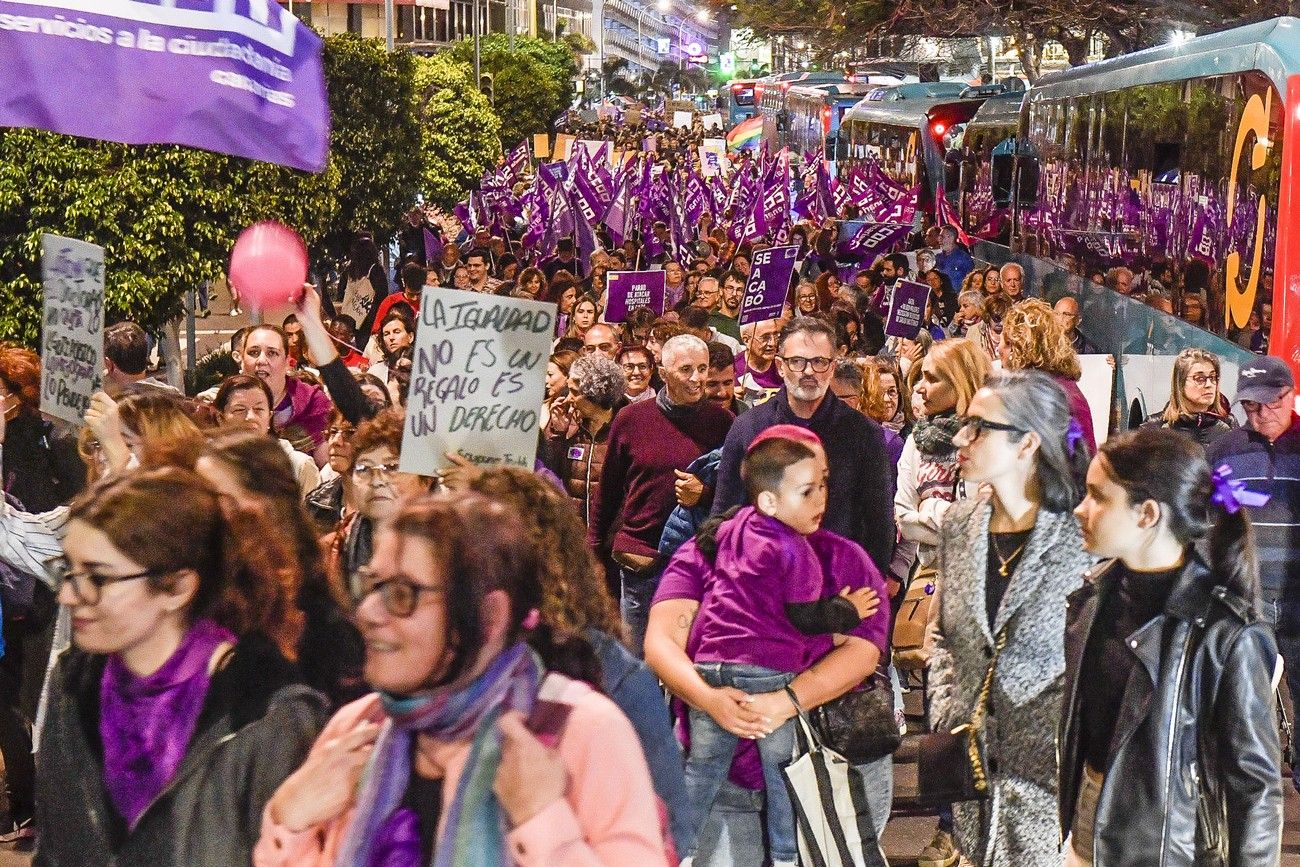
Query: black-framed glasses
xmin=779 ymin=355 xmax=834 ymax=373
xmin=962 ymin=417 xmax=1027 ymax=440
xmin=47 ymin=557 xmax=164 ymax=605
xmin=1189 ymin=373 xmax=1219 ymax=387
xmin=355 ymin=568 xmax=446 ymax=617
xmin=353 ymin=461 xmax=402 ymax=481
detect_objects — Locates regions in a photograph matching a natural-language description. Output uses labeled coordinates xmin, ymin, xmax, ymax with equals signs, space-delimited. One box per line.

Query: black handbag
xmin=809 ymin=673 xmax=901 ymax=764
xmin=916 ymin=627 xmax=1007 ymax=806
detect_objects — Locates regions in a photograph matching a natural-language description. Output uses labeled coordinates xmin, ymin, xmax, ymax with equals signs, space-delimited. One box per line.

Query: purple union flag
xmin=0 ymin=0 xmax=329 ymax=172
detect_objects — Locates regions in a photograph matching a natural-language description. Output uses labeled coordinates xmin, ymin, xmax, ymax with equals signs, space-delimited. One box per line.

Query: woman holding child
xmin=928 ymin=370 xmax=1094 ymax=866
xmin=645 ymin=425 xmax=891 ymax=867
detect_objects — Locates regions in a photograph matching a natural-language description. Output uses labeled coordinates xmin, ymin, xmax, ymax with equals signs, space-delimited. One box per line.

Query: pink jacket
xmin=254 ymin=675 xmax=667 ymax=867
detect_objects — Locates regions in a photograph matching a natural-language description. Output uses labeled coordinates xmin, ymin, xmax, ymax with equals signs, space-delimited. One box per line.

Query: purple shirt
xmin=656 ymin=521 xmax=890 ymax=789
xmin=691 ymin=507 xmax=830 ymax=673
xmin=100 ymin=619 xmax=236 ymax=827
xmin=274 ymin=377 xmax=333 ymax=451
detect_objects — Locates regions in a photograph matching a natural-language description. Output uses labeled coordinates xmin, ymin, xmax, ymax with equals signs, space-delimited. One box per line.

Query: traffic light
xmin=479 ymin=73 xmax=494 ymax=104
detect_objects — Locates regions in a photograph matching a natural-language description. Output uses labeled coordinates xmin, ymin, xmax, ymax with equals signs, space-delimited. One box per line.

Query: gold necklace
xmin=991 ymin=535 xmax=1029 ymax=578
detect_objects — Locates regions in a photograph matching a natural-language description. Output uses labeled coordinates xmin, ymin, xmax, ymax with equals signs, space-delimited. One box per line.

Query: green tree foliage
xmin=413 ymin=53 xmax=502 ymax=209
xmin=449 ymin=34 xmax=578 ymax=148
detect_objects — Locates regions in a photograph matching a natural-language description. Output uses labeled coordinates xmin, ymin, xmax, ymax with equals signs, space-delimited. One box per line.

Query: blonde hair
xmin=1164 ymin=348 xmax=1222 ymax=424
xmin=856 ymin=359 xmax=888 ymax=421
xmin=1002 ymin=298 xmax=1082 ymax=380
xmin=926 ymin=339 xmax=993 ymax=416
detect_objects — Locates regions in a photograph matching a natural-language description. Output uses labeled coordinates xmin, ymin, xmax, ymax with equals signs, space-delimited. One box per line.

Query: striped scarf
xmin=336 ymin=642 xmax=543 ymax=867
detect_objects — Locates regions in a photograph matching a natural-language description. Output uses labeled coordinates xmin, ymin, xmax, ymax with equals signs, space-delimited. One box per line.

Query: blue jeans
xmin=687 ymin=663 xmax=798 ymax=863
xmin=619 ymin=563 xmax=662 ymax=658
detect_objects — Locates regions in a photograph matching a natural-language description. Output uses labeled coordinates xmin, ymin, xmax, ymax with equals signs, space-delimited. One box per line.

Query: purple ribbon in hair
xmin=1210 ymin=464 xmax=1270 ymax=514
xmin=1065 ymin=418 xmax=1084 ymax=456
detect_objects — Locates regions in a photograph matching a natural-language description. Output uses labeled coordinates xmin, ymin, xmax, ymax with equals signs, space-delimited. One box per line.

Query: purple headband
xmin=1211 ymin=464 xmax=1270 ymax=514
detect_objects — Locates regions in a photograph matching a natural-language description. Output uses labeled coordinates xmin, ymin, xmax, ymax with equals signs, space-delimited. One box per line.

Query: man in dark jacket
xmin=712 ymin=317 xmax=895 ymax=572
xmin=1207 ymin=354 xmax=1300 ymax=787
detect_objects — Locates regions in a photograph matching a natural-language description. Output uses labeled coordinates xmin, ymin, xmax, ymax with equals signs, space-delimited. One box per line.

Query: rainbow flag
xmin=726 ymin=116 xmax=762 ymax=152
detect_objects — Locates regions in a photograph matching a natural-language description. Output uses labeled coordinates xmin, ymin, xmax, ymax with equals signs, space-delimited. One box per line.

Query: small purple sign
xmin=0 ymin=1 xmax=329 ymax=172
xmin=885 ymin=279 xmax=931 ymax=338
xmin=606 ymin=270 xmax=666 ymax=322
xmin=739 ymin=244 xmax=800 ymax=326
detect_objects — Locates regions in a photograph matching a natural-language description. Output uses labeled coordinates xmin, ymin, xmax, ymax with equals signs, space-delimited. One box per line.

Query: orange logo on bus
xmin=1224 ymin=89 xmax=1271 ymax=330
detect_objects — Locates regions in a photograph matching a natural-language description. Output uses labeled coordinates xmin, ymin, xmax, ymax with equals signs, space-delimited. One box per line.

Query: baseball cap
xmin=1233 ymin=355 xmax=1294 ymax=405
xmin=747 ymin=424 xmax=822 ymax=455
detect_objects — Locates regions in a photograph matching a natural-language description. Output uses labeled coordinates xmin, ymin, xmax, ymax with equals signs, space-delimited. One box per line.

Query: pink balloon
xmin=228 ymin=221 xmax=308 ymax=311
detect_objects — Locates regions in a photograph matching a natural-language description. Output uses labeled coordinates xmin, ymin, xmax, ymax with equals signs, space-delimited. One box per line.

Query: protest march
xmin=0 ymin=3 xmax=1298 ymax=866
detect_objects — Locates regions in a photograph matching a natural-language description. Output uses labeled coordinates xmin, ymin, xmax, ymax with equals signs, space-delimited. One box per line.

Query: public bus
xmin=726 ymin=79 xmax=758 ymax=126
xmin=943 ymin=90 xmax=1027 ymax=244
xmin=960 ymin=17 xmax=1300 ymax=375
xmin=784 ymin=82 xmax=879 ymax=169
xmin=839 ymin=82 xmax=993 ymax=212
xmin=756 ymin=70 xmax=845 ymax=152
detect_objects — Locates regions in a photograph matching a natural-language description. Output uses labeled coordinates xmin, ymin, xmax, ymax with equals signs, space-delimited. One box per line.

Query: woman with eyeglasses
xmin=323 ymin=409 xmax=437 ymax=608
xmin=255 ymin=493 xmax=667 ymax=866
xmin=1060 ymin=428 xmax=1281 ymax=866
xmin=1139 ymin=348 xmax=1235 ymax=448
xmin=214 ymin=375 xmax=321 ymax=499
xmin=929 ymin=370 xmax=1093 ymax=866
xmin=35 ymin=467 xmax=327 ymax=866
xmin=540 ymin=355 xmax=626 ymax=529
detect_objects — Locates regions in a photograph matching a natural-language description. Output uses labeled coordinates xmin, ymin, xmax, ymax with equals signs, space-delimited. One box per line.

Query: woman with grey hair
xmin=539 ymin=355 xmax=626 ymax=528
xmin=947 ymin=290 xmax=986 ymax=340
xmin=929 ymin=370 xmax=1094 ymax=866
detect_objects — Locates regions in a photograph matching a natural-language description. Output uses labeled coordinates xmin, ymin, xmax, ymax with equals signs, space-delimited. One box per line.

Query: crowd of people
xmin=0 ymin=115 xmax=1294 ymax=867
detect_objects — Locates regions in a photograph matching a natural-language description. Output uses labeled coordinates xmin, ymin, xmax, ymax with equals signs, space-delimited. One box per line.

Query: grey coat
xmin=930 ymin=498 xmax=1093 ymax=867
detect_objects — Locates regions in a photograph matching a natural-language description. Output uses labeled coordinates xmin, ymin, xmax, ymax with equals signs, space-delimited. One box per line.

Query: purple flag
xmin=506 ymin=141 xmax=530 ymax=180
xmin=605 ymin=270 xmax=667 ymax=322
xmin=885 ymin=279 xmax=931 ymax=338
xmin=423 ymin=227 xmax=443 ymax=263
xmin=0 ymin=1 xmax=330 ymax=172
xmin=739 ymin=244 xmax=800 ymax=325
xmin=604 ymin=176 xmax=631 ymax=247
xmin=840 ymin=222 xmax=912 ymax=260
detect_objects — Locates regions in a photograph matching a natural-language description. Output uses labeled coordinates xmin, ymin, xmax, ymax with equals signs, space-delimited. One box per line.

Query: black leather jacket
xmin=35 ymin=632 xmax=328 ymax=866
xmin=1058 ymin=555 xmax=1282 ymax=867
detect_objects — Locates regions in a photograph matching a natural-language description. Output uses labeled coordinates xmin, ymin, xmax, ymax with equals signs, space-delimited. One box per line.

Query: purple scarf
xmin=100 ymin=619 xmax=235 ymax=827
xmin=340 ymin=643 xmax=543 ymax=867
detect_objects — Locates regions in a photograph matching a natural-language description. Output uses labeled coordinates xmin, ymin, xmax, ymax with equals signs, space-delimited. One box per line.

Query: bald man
xmin=1054 ymin=295 xmax=1096 ymax=354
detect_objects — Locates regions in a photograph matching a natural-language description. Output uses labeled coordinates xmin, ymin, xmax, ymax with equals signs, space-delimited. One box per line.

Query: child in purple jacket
xmin=680 ymin=425 xmax=879 ymax=867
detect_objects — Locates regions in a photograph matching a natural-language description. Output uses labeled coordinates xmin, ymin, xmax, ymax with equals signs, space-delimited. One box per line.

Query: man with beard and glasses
xmin=711 ymin=317 xmax=895 ymax=572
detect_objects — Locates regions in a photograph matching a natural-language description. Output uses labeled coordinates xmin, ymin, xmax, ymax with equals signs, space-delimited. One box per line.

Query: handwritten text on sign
xmin=40 ymin=235 xmax=105 ymax=426
xmin=400 ymin=288 xmax=556 ymax=476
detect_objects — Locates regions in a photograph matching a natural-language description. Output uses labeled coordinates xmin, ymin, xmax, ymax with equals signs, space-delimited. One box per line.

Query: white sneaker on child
xmin=773 ymin=861 xmax=797 ymax=867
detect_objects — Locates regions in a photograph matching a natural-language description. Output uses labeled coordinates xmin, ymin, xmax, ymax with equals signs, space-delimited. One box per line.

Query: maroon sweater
xmin=592 ymin=397 xmax=733 ymax=558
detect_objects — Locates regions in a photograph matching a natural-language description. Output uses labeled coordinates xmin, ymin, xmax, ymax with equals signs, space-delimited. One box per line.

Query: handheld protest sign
xmin=40 ymin=234 xmax=105 ymax=426
xmin=400 ymin=288 xmax=556 ymax=476
xmin=739 ymin=245 xmax=800 ymax=326
xmin=606 ymin=271 xmax=667 ymax=322
xmin=885 ymin=279 xmax=932 ymax=338
xmin=553 ymin=134 xmax=575 ymax=161
xmin=533 ymin=133 xmax=552 ymax=159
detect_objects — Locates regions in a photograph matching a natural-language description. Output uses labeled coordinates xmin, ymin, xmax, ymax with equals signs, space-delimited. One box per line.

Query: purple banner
xmin=0 ymin=0 xmax=329 ymax=172
xmin=605 ymin=270 xmax=666 ymax=322
xmin=885 ymin=279 xmax=931 ymax=339
xmin=840 ymin=222 xmax=911 ymax=261
xmin=739 ymin=244 xmax=799 ymax=326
